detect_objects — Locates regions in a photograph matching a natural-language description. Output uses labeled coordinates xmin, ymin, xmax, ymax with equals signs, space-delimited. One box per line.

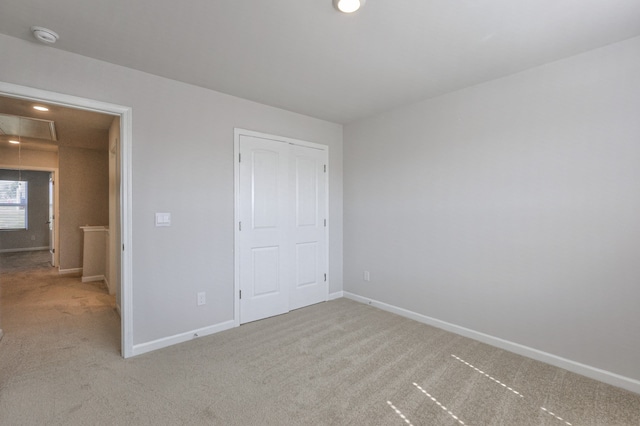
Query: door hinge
xmin=239 ymin=153 xmax=241 ymax=162
xmin=122 ymin=244 xmax=125 ymax=251
xmin=324 ymin=164 xmax=327 ymax=173
xmin=324 ymin=273 xmax=327 ymax=282
xmin=239 ymin=290 xmax=242 ymax=299
xmin=324 ymin=219 xmax=327 ymax=227
xmin=239 ymin=221 xmax=242 ymax=231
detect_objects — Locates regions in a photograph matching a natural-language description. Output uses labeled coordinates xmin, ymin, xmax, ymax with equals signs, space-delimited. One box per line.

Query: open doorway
xmin=0 ymin=82 xmax=132 ymax=357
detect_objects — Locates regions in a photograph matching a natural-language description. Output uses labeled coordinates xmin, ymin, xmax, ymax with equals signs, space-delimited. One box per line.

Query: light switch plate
xmin=155 ymin=212 xmax=171 ymax=227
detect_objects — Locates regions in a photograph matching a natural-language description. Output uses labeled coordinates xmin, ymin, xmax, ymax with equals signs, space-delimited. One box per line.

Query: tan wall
xmin=0 ymin=147 xmax=58 ymax=169
xmin=107 ymin=117 xmax=120 ymax=300
xmin=58 ymin=146 xmax=109 ymax=270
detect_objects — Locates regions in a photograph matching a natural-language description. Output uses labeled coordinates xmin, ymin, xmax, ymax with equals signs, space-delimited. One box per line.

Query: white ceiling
xmin=1 ymin=0 xmax=639 ymax=124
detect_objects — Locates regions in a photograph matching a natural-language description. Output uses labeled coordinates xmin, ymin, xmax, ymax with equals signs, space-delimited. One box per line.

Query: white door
xmin=239 ymin=135 xmax=290 ymax=324
xmin=237 ymin=131 xmax=328 ymax=324
xmin=289 ymin=145 xmax=327 ymax=310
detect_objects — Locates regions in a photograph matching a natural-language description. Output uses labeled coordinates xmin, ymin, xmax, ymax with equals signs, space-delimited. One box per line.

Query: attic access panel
xmin=0 ymin=113 xmax=57 ymax=141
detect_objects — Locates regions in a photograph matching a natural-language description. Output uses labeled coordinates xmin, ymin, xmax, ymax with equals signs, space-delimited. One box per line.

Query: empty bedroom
xmin=1 ymin=1 xmax=639 ymax=424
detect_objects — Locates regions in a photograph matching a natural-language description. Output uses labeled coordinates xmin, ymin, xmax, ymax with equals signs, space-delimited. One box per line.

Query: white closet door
xmin=239 ymin=135 xmax=290 ymax=324
xmin=289 ymin=145 xmax=328 ymax=310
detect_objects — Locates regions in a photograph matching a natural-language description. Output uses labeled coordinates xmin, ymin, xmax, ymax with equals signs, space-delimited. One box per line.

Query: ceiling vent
xmin=0 ymin=114 xmax=58 ymax=141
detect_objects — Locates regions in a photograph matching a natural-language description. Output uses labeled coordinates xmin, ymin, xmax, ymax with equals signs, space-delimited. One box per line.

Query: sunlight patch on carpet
xmin=451 ymin=354 xmax=523 ymax=397
xmin=386 ymin=400 xmax=414 ymax=426
xmin=412 ymin=383 xmax=466 ymax=425
xmin=541 ymin=407 xmax=573 ymax=425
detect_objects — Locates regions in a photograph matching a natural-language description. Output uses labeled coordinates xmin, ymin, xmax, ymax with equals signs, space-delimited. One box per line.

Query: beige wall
xmin=0 ymin=169 xmax=51 ymax=251
xmin=0 ymin=147 xmax=58 ymax=169
xmin=58 ymin=146 xmax=109 ymax=270
xmin=107 ymin=117 xmax=120 ymax=301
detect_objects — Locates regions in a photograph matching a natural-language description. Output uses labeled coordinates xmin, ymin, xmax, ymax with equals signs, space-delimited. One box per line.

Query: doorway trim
xmin=0 ymin=81 xmax=134 ymax=358
xmin=233 ymin=128 xmax=330 ymax=326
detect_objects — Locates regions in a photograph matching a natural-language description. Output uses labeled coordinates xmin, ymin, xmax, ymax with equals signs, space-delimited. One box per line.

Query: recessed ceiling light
xmin=333 ymin=0 xmax=366 ymax=13
xmin=30 ymin=26 xmax=59 ymax=44
xmin=9 ymin=140 xmax=20 ymax=144
xmin=33 ymin=105 xmax=49 ymax=112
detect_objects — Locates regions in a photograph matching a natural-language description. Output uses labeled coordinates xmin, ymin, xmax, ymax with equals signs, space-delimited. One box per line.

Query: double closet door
xmin=236 ymin=131 xmax=328 ymax=324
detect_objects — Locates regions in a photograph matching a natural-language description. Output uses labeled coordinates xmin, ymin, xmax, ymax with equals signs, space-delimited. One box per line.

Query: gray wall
xmin=0 ymin=33 xmax=343 ymax=347
xmin=344 ymin=36 xmax=640 ymax=381
xmin=58 ymin=146 xmax=109 ymax=270
xmin=0 ymin=169 xmax=50 ymax=251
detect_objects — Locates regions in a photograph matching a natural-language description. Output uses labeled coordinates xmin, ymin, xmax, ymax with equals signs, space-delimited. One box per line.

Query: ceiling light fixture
xmin=30 ymin=26 xmax=59 ymax=44
xmin=33 ymin=105 xmax=49 ymax=112
xmin=333 ymin=0 xmax=366 ymax=13
xmin=9 ymin=140 xmax=20 ymax=144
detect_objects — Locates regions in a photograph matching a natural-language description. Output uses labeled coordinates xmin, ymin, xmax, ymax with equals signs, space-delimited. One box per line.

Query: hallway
xmin=0 ymin=249 xmax=119 ymax=365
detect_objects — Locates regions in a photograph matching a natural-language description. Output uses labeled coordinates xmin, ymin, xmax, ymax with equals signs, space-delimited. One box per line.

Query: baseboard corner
xmin=328 ymin=291 xmax=344 ymax=301
xmin=59 ymin=267 xmax=82 ymax=275
xmin=81 ymin=275 xmax=106 ymax=283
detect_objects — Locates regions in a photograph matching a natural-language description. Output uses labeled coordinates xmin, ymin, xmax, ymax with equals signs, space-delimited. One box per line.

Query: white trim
xmin=59 ymin=267 xmax=82 ymax=275
xmin=343 ymin=292 xmax=640 ymax=394
xmin=0 ymin=81 xmax=134 ymax=359
xmin=233 ymin=128 xmax=329 ymax=326
xmin=79 ymin=226 xmax=108 ymax=232
xmin=328 ymin=291 xmax=343 ymax=300
xmin=82 ymin=275 xmax=105 ymax=283
xmin=233 ymin=130 xmax=241 ymax=327
xmin=235 ymin=128 xmax=328 ymax=150
xmin=132 ymin=320 xmax=236 ymax=357
xmin=0 ymin=246 xmax=49 ymax=253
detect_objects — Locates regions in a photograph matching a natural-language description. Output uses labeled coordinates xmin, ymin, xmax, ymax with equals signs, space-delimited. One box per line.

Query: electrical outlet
xmin=363 ymin=271 xmax=370 ymax=282
xmin=197 ymin=292 xmax=206 ymax=306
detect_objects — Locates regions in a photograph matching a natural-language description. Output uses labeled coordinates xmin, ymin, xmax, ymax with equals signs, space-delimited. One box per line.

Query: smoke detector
xmin=31 ymin=26 xmax=59 ymax=44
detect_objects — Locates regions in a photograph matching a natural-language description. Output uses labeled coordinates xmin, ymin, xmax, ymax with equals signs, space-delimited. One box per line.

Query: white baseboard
xmin=328 ymin=291 xmax=344 ymax=301
xmin=343 ymin=292 xmax=640 ymax=395
xmin=59 ymin=268 xmax=82 ymax=275
xmin=131 ymin=319 xmax=236 ymax=357
xmin=103 ymin=276 xmax=116 ymax=295
xmin=0 ymin=246 xmax=49 ymax=253
xmin=82 ymin=275 xmax=105 ymax=283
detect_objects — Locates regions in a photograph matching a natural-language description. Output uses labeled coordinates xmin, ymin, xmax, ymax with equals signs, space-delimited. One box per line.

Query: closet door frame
xmin=233 ymin=128 xmax=329 ymax=326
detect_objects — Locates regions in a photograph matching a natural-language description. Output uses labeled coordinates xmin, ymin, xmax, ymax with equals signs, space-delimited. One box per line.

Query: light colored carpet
xmin=1 ymin=251 xmax=639 ymax=425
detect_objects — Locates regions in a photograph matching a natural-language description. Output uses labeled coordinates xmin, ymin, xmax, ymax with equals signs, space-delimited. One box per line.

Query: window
xmin=0 ymin=180 xmax=28 ymax=230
